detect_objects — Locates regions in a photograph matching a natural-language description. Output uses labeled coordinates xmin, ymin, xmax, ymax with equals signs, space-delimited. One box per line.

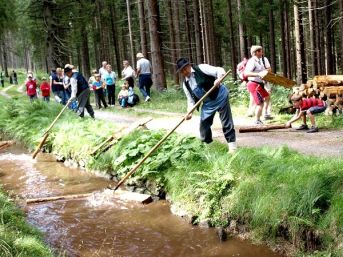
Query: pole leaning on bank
xmin=111 ymin=70 xmax=232 ymax=191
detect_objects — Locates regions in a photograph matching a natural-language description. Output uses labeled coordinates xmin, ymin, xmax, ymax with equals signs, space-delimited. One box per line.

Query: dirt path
xmin=94 ymin=107 xmax=343 ymax=157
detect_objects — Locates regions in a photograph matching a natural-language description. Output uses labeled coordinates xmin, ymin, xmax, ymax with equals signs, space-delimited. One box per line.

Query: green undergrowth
xmin=0 ymin=97 xmax=342 ymax=256
xmin=0 ymin=189 xmax=54 ymax=257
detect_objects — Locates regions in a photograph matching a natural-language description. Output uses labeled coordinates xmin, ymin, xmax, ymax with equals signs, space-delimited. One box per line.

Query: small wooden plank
xmin=116 ymin=189 xmax=153 ymax=204
xmin=0 ymin=140 xmax=15 ymax=151
xmin=259 ymin=70 xmax=297 ymax=88
xmin=26 ymin=189 xmax=152 ymax=205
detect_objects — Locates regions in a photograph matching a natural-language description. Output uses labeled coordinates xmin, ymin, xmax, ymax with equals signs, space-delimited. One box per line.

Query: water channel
xmin=0 ymin=145 xmax=284 ymax=257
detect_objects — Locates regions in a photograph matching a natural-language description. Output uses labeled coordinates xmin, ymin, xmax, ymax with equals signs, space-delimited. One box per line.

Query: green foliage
xmin=1 ymin=96 xmax=343 ymax=256
xmin=0 ymin=189 xmax=54 ymax=257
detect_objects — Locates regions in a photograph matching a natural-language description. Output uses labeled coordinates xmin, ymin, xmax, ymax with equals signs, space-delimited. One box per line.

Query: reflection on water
xmin=0 ymin=146 xmax=283 ymax=257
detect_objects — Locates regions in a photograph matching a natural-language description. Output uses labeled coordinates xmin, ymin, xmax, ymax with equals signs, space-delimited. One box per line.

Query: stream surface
xmin=0 ymin=145 xmax=284 ymax=257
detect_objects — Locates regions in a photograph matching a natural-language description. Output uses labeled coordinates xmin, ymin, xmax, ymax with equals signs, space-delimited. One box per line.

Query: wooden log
xmin=258 ymin=70 xmax=297 ymax=88
xmin=239 ymin=124 xmax=287 ymax=133
xmin=90 ymin=117 xmax=153 ymax=156
xmin=0 ymin=140 xmax=15 ymax=151
xmin=26 ymin=189 xmax=152 ymax=205
xmin=313 ymin=75 xmax=343 ymax=87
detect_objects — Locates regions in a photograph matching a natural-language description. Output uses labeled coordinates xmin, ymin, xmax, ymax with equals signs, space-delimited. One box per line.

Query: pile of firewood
xmin=292 ymin=75 xmax=343 ymax=115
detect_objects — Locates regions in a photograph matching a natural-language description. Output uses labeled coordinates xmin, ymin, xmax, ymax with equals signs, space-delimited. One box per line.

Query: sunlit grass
xmin=0 ymin=189 xmax=54 ymax=257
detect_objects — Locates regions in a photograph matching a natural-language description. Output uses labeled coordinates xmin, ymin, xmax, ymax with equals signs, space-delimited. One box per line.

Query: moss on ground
xmin=0 ymin=97 xmax=342 ymax=257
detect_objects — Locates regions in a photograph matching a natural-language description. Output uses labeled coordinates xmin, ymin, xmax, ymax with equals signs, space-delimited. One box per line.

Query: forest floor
xmin=94 ymin=106 xmax=343 ymax=157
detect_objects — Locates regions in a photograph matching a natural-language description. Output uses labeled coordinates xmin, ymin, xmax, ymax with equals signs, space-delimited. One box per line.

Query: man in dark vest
xmin=176 ymin=58 xmax=237 ymax=153
xmin=64 ymin=66 xmax=94 ymax=118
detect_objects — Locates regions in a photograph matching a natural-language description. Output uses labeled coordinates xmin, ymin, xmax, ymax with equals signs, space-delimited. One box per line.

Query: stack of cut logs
xmin=292 ymin=75 xmax=343 ymax=115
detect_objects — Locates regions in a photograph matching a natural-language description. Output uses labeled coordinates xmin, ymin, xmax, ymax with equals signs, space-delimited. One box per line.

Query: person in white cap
xmin=136 ymin=52 xmax=152 ymax=102
xmin=244 ymin=45 xmax=272 ymax=125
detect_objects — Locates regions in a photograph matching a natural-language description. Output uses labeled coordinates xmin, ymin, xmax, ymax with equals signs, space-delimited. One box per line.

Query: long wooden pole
xmin=111 ymin=70 xmax=231 ymax=191
xmin=32 ymin=101 xmax=71 ymax=159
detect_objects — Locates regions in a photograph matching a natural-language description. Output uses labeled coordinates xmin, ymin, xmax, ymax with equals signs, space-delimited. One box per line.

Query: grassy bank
xmin=0 ymin=97 xmax=342 ymax=256
xmin=0 ymin=189 xmax=54 ymax=257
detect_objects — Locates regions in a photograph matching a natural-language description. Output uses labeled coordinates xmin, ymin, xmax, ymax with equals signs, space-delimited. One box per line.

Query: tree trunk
xmin=80 ymin=25 xmax=91 ymax=79
xmin=199 ymin=0 xmax=206 ymax=62
xmin=126 ymin=0 xmax=135 ymax=69
xmin=308 ymin=0 xmax=318 ymax=76
xmin=147 ymin=0 xmax=166 ymax=91
xmin=184 ymin=0 xmax=193 ymax=62
xmin=166 ymin=0 xmax=178 ymax=84
xmin=268 ymin=0 xmax=276 ymax=72
xmin=171 ymin=1 xmax=181 ymax=61
xmin=1 ymin=40 xmax=8 ymax=77
xmin=339 ymin=0 xmax=343 ymax=73
xmin=324 ymin=0 xmax=334 ymax=74
xmin=237 ymin=0 xmax=246 ymax=59
xmin=138 ymin=0 xmax=148 ymax=57
xmin=280 ymin=0 xmax=287 ymax=77
xmin=193 ymin=0 xmax=203 ymax=64
xmin=227 ymin=0 xmax=237 ymax=80
xmin=109 ymin=2 xmax=121 ymax=76
xmin=294 ymin=3 xmax=307 ymax=84
xmin=282 ymin=0 xmax=292 ymax=79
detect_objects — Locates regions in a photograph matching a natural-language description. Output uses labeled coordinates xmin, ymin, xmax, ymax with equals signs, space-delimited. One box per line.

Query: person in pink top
xmin=286 ymin=94 xmax=326 ymax=133
xmin=25 ymin=74 xmax=37 ymax=102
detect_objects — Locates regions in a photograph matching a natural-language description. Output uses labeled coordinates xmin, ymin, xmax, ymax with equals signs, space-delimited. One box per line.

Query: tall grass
xmin=0 ymin=190 xmax=54 ymax=257
xmin=0 ymin=97 xmax=342 ymax=256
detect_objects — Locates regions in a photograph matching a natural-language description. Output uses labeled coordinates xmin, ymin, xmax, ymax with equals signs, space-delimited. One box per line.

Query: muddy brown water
xmin=0 ymin=146 xmax=283 ymax=257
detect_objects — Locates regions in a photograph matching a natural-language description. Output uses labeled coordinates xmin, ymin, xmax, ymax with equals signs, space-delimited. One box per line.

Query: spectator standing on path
xmin=92 ymin=74 xmax=108 ymax=109
xmin=40 ymin=77 xmax=50 ymax=102
xmin=244 ymin=45 xmax=272 ymax=125
xmin=121 ymin=60 xmax=135 ymax=89
xmin=12 ymin=70 xmax=18 ymax=85
xmin=136 ymin=52 xmax=152 ymax=102
xmin=176 ymin=58 xmax=237 ymax=153
xmin=64 ymin=66 xmax=94 ymax=118
xmin=0 ymin=72 xmax=4 ymax=87
xmin=51 ymin=68 xmax=66 ymax=104
xmin=103 ymin=64 xmax=117 ymax=106
xmin=99 ymin=61 xmax=107 ymax=80
xmin=25 ymin=74 xmax=37 ymax=102
xmin=88 ymin=69 xmax=99 ymax=108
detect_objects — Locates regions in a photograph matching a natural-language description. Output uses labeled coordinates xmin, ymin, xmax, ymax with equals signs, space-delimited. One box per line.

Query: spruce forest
xmin=0 ymin=0 xmax=342 ymax=87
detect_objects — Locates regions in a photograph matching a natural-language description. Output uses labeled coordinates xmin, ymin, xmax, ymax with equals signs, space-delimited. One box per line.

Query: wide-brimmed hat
xmin=136 ymin=52 xmax=144 ymax=58
xmin=176 ymin=58 xmax=190 ymax=73
xmin=250 ymin=45 xmax=263 ymax=56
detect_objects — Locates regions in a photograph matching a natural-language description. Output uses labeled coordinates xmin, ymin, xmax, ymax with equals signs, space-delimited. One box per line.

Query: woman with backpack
xmin=244 ymin=45 xmax=272 ymax=125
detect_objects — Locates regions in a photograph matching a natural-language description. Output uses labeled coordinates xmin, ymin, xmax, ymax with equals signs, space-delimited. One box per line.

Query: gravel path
xmin=94 ymin=107 xmax=343 ymax=158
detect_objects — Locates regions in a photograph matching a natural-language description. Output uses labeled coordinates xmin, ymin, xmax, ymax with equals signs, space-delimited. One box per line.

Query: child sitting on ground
xmin=118 ymin=82 xmax=129 ymax=108
xmin=286 ymin=94 xmax=326 ymax=133
xmin=40 ymin=77 xmax=50 ymax=102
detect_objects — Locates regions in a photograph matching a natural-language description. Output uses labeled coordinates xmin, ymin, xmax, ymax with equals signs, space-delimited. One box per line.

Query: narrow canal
xmin=0 ymin=145 xmax=283 ymax=257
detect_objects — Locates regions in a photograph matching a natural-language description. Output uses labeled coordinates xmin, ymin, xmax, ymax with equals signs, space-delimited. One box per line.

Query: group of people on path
xmin=21 ymin=45 xmax=328 ymax=154
xmin=22 ymin=52 xmax=153 ymax=119
xmin=176 ymin=45 xmax=326 ymax=153
xmin=0 ymin=70 xmax=18 ymax=87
